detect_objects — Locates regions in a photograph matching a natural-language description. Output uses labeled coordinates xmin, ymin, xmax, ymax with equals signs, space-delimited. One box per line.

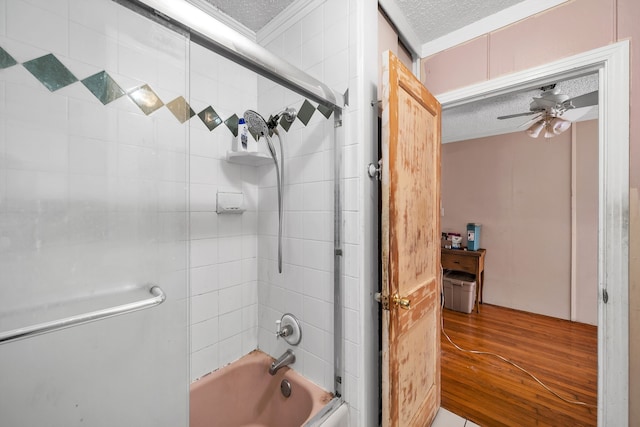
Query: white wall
xmin=255 ymin=0 xmax=353 ymax=395
xmin=187 ymin=42 xmax=261 ymax=381
xmin=0 ymin=0 xmax=189 ymax=424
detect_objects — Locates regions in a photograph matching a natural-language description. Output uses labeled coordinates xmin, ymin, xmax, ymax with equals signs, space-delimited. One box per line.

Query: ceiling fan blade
xmin=567 ymin=90 xmax=598 ymax=108
xmin=497 ymin=111 xmax=537 ymax=120
xmin=519 ymin=113 xmax=543 ymax=128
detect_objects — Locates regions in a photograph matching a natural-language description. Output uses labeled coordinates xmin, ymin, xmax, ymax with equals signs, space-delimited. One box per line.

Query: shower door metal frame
xmin=119 ymin=0 xmax=347 ymax=401
xmin=119 ymin=0 xmax=345 ymax=111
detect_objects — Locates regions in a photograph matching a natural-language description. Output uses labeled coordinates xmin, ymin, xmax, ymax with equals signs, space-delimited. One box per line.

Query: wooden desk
xmin=441 ymin=248 xmax=486 ymax=313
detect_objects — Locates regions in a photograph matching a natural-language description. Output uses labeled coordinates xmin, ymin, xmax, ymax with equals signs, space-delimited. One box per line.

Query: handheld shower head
xmin=243 ymin=110 xmax=270 ymax=137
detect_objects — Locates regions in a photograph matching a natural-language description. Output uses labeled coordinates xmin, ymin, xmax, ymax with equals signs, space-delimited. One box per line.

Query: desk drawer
xmin=441 ymin=253 xmax=476 ymax=274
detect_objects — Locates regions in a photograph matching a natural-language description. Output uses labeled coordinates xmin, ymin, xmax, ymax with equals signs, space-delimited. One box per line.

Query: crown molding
xmin=421 ymin=0 xmax=568 ymax=58
xmin=256 ymin=0 xmax=325 ymax=45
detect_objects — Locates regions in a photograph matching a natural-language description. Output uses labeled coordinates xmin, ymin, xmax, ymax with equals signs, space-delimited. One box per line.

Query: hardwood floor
xmin=441 ymin=304 xmax=597 ymax=427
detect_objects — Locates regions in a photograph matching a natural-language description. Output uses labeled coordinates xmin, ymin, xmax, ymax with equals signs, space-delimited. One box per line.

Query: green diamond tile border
xmin=0 ymin=46 xmax=18 ymax=69
xmin=3 ymin=46 xmax=336 ymax=140
xmin=317 ymin=103 xmax=333 ymax=119
xmin=82 ymin=71 xmax=125 ymax=105
xmin=224 ymin=114 xmax=239 ymax=137
xmin=297 ymin=99 xmax=316 ymax=126
xmin=198 ymin=106 xmax=223 ymax=131
xmin=22 ymin=53 xmax=78 ymax=92
xmin=279 ymin=115 xmax=293 ymax=132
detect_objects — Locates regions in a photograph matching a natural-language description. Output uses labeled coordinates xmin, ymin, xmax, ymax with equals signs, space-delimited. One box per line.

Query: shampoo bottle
xmin=237 ymin=118 xmax=249 ymax=151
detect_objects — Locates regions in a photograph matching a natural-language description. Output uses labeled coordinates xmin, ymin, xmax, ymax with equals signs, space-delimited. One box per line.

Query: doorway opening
xmin=436 ymin=41 xmax=629 ymax=426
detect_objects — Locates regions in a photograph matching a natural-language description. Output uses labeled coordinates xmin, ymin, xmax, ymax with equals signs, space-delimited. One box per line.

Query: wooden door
xmin=380 ymin=50 xmax=442 ymax=427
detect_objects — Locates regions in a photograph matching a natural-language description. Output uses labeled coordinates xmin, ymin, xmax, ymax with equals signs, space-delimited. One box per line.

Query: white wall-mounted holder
xmin=226 ymin=151 xmax=272 ymax=166
xmin=216 ymin=191 xmax=244 ymax=214
xmin=275 ymin=313 xmax=301 ymax=346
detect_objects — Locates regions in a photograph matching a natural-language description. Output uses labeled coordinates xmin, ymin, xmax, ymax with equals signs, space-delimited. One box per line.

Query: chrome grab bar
xmin=0 ymin=286 xmax=165 ymax=345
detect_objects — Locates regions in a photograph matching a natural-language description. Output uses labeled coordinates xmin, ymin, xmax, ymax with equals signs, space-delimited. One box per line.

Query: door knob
xmin=392 ymin=293 xmax=411 ymax=310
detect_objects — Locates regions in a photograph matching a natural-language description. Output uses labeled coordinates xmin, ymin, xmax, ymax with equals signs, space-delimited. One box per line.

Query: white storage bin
xmin=443 ymin=271 xmax=476 ymax=314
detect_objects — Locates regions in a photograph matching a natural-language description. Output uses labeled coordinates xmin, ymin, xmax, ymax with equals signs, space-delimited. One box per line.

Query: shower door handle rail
xmin=0 ymin=286 xmax=166 ymax=345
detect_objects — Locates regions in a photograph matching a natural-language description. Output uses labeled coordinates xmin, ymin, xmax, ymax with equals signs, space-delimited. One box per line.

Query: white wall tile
xmin=190 ymin=184 xmax=217 ymax=212
xmin=156 ymin=117 xmax=188 ymax=154
xmin=218 ymin=309 xmax=242 ymax=341
xmin=69 ymin=137 xmax=116 ymax=176
xmin=7 ymin=0 xmax=68 ymax=56
xmin=343 ymin=177 xmax=359 ymax=211
xmin=303 ymin=352 xmax=327 ymax=389
xmin=217 ymin=236 xmax=243 ymax=263
xmin=218 ymin=334 xmax=242 ymax=367
xmin=191 ymin=291 xmax=219 ymax=324
xmin=302 ymin=181 xmax=331 ymax=212
xmin=241 ymin=258 xmax=258 ymax=283
xmin=191 ymin=317 xmax=219 ymax=352
xmin=303 ymin=295 xmax=332 ymax=331
xmin=219 ymin=285 xmax=244 ymax=315
xmin=191 ymin=344 xmax=218 ymax=381
xmin=217 ymin=213 xmax=243 ymax=237
xmin=190 ymin=72 xmax=218 ymax=103
xmin=190 ymin=238 xmax=218 ymax=268
xmin=323 ymin=16 xmax=349 ymax=59
xmin=300 ymin=8 xmax=324 ymax=42
xmin=303 ymin=239 xmax=332 ymax=271
xmin=190 ymin=43 xmax=219 ymax=81
xmin=300 ymin=33 xmax=323 ymax=71
xmin=303 ymin=211 xmax=333 ymax=242
xmin=191 ymin=264 xmax=218 ymax=296
xmin=190 ymin=126 xmax=218 ymax=159
xmin=118 ymin=44 xmax=157 ymax=87
xmin=218 ymin=260 xmax=243 ymax=289
xmin=190 ymin=212 xmax=218 ymax=240
xmin=5 ymin=125 xmax=68 ymax=172
xmin=69 ymin=22 xmax=118 ymax=72
xmin=189 ymin=155 xmax=217 ymax=185
xmin=117 ymin=110 xmax=154 ymax=146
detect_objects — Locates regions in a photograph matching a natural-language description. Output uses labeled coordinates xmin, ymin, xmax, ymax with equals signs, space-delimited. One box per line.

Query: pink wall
xmin=441 ymin=128 xmax=573 ymax=319
xmin=422 ymin=0 xmax=639 ymax=420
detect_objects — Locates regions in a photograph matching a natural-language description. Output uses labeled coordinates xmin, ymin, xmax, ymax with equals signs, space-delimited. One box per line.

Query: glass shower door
xmin=0 ymin=1 xmax=190 ymax=425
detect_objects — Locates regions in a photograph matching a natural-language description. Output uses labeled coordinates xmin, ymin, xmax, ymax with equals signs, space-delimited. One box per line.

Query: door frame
xmin=436 ymin=41 xmax=629 ymax=427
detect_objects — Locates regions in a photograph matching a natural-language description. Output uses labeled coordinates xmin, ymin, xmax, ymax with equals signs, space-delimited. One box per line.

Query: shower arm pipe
xmin=0 ymin=286 xmax=166 ymax=345
xmin=128 ymin=0 xmax=345 ymax=110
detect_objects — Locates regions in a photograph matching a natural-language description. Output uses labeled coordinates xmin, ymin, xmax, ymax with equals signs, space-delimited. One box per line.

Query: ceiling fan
xmin=497 ymin=84 xmax=599 ymax=138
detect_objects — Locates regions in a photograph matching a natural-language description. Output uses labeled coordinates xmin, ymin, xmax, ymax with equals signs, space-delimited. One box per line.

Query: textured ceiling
xmin=203 ymin=0 xmax=296 ymax=32
xmin=394 ymin=0 xmax=525 ymax=42
xmin=442 ymin=73 xmax=600 ymax=143
xmin=199 ymin=0 xmax=597 ymax=142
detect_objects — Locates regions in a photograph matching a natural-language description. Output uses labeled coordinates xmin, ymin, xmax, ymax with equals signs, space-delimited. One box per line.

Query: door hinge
xmin=603 ymin=289 xmax=608 ymax=304
xmin=374 ymin=292 xmax=390 ymax=310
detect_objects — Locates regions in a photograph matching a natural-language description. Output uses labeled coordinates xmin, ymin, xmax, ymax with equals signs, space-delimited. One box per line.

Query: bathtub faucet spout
xmin=269 ymin=349 xmax=295 ymax=375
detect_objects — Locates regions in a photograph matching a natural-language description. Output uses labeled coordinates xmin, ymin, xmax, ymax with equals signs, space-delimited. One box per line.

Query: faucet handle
xmin=275 ymin=319 xmax=282 ymax=339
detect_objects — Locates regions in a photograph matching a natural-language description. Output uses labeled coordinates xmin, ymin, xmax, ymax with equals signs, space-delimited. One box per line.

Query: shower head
xmin=243 ymin=110 xmax=270 ymax=138
xmin=243 ymin=109 xmax=277 ymax=159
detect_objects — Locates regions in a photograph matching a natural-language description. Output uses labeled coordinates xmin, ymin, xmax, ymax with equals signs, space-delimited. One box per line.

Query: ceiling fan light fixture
xmin=549 ymin=117 xmax=571 ymax=135
xmin=526 ymin=116 xmax=571 ymax=139
xmin=526 ymin=120 xmax=545 ymax=138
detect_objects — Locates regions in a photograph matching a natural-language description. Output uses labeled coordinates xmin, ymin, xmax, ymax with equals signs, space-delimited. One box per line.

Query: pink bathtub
xmin=190 ymin=350 xmax=334 ymax=427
